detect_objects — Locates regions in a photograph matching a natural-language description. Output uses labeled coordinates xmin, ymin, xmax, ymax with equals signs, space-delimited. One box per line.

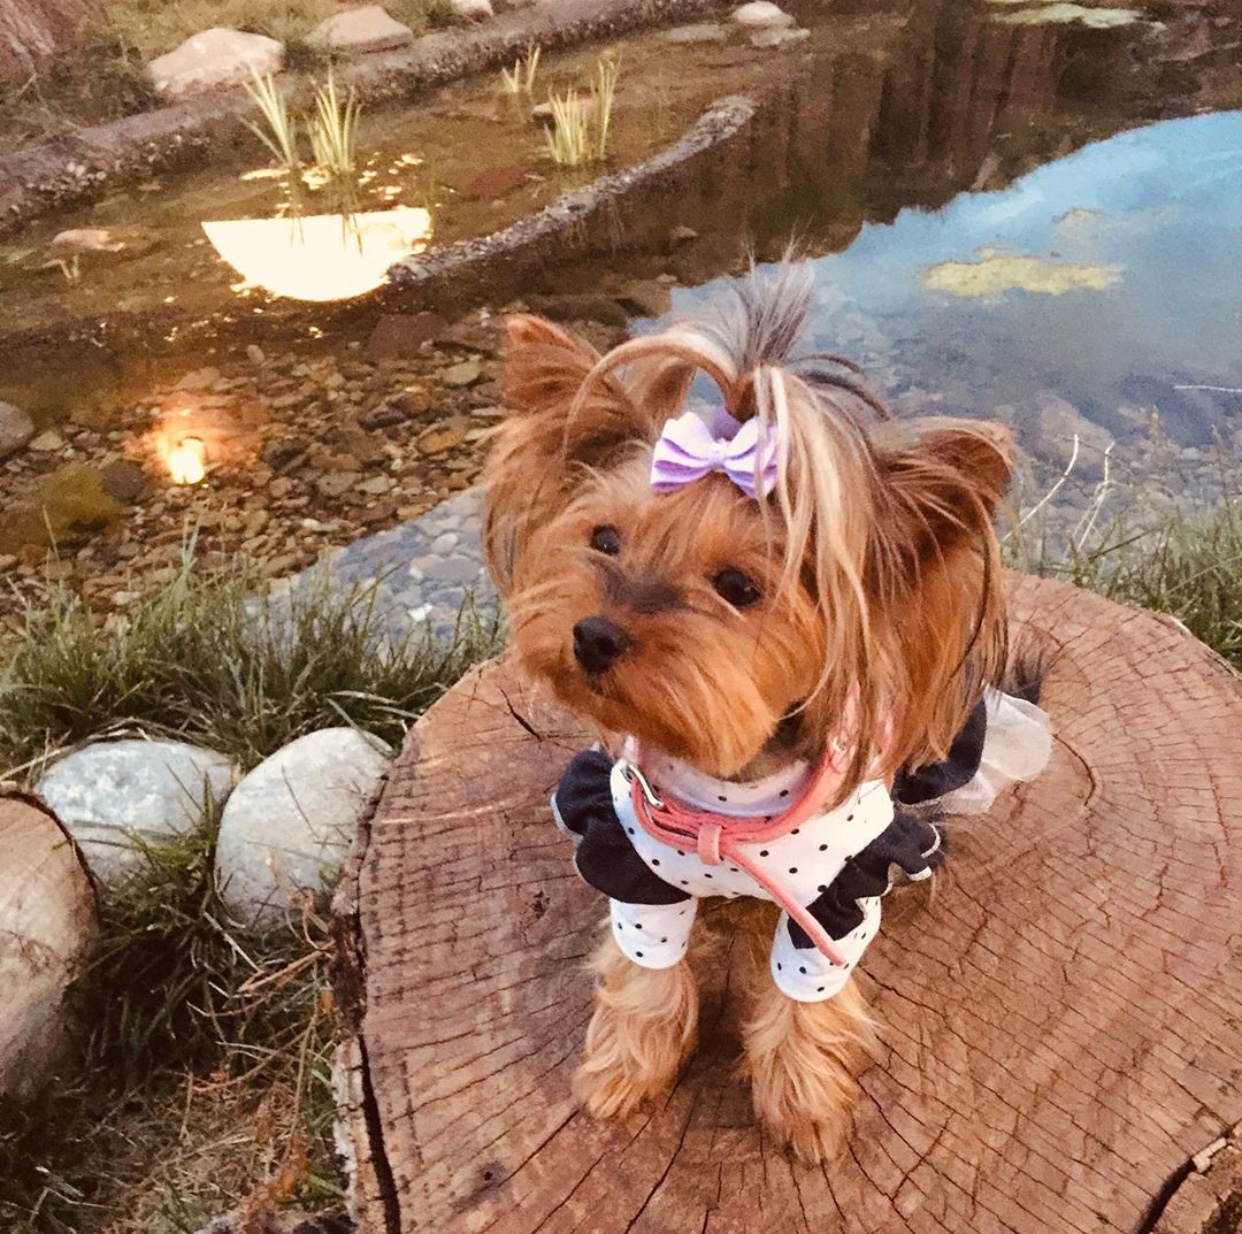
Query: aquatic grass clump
xmin=0 ymin=545 xmax=500 ymax=780
xmin=308 ymin=70 xmax=362 ymax=181
xmin=543 ymin=89 xmax=591 ymax=166
xmin=542 ymin=54 xmax=621 ymax=167
xmin=500 ymin=44 xmax=542 ymax=96
xmin=243 ymin=69 xmax=301 ymax=183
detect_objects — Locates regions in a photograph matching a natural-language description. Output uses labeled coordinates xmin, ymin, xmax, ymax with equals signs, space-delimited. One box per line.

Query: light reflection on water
xmin=678 ymin=110 xmax=1242 ymax=451
xmin=202 ymin=206 xmax=433 ymax=302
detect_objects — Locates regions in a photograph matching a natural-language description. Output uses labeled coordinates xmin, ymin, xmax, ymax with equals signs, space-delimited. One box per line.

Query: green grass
xmin=0 ymin=550 xmax=497 ymax=1232
xmin=1046 ymin=499 xmax=1242 ymax=668
xmin=0 ymin=544 xmax=498 ymax=780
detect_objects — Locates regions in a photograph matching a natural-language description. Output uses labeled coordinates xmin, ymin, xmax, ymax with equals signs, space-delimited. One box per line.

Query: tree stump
xmin=0 ymin=788 xmax=97 ymax=1096
xmin=333 ymin=574 xmax=1242 ymax=1233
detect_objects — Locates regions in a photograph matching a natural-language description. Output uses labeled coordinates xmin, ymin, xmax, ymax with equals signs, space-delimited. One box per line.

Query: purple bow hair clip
xmin=650 ymin=408 xmax=780 ymax=499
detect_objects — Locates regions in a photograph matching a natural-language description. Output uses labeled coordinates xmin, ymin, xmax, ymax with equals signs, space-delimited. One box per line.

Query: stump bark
xmin=0 ymin=787 xmax=97 ymax=1096
xmin=333 ymin=574 xmax=1242 ymax=1234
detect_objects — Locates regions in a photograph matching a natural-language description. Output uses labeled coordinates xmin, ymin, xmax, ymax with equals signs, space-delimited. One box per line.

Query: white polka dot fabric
xmin=604 ymin=750 xmax=895 ymax=1001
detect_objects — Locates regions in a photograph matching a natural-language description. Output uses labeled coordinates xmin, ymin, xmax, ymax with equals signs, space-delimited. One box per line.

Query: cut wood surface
xmin=0 ymin=787 xmax=97 ymax=1096
xmin=333 ymin=574 xmax=1242 ymax=1234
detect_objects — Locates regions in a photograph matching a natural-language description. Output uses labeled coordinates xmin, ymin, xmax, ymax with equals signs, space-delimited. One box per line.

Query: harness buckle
xmin=618 ymin=758 xmax=665 ymax=810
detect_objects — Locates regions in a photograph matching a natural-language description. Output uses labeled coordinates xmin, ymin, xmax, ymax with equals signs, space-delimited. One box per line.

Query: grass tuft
xmin=243 ymin=69 xmax=302 ymax=182
xmin=0 ymin=544 xmax=499 ymax=781
xmin=542 ymin=54 xmax=620 ymax=167
xmin=308 ymin=70 xmax=361 ymax=182
xmin=500 ymin=44 xmax=541 ymax=96
xmin=1045 ymin=499 xmax=1242 ymax=668
xmin=0 ymin=801 xmax=341 ymax=1234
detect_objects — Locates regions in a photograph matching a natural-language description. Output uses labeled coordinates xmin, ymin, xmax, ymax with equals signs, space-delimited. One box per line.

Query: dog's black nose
xmin=573 ymin=616 xmax=631 ymax=674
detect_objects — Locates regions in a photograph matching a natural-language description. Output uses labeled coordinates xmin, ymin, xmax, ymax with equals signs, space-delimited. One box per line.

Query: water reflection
xmin=202 ymin=206 xmax=432 ymax=302
xmin=676 ymin=110 xmax=1242 ymax=450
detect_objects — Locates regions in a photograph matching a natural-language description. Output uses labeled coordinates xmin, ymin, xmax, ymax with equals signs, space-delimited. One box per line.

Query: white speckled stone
xmin=452 ymin=0 xmax=494 ymax=20
xmin=309 ymin=6 xmax=414 ymax=54
xmin=149 ymin=28 xmax=284 ymax=100
xmin=748 ymin=25 xmax=810 ymax=48
xmin=214 ymin=728 xmax=391 ymax=927
xmin=36 ymin=740 xmax=239 ymax=883
xmin=731 ymin=2 xmax=794 ymax=30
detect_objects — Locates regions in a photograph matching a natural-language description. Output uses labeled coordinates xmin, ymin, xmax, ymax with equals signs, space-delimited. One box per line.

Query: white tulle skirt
xmin=940 ymin=689 xmax=1053 ymax=815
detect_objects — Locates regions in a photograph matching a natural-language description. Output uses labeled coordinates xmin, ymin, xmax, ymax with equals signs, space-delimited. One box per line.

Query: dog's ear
xmin=484 ymin=316 xmax=653 ymax=594
xmin=877 ymin=419 xmax=1012 ymax=560
xmin=501 ymin=314 xmax=653 ymax=463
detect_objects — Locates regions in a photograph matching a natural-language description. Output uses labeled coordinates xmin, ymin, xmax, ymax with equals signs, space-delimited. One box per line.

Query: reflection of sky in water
xmin=681 ymin=111 xmax=1242 ymax=445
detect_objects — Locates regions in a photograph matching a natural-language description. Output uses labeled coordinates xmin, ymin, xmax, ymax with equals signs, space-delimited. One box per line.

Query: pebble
xmin=27 ymin=430 xmax=65 ymax=453
xmin=441 ymin=361 xmax=483 ymax=388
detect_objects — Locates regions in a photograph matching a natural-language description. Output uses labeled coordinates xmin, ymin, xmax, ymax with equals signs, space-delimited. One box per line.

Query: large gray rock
xmin=214 ymin=728 xmax=391 ymax=927
xmin=309 ymin=6 xmax=414 ymax=54
xmin=36 ymin=740 xmax=239 ymax=883
xmin=0 ymin=401 xmax=34 ymax=461
xmin=149 ymin=28 xmax=284 ymax=100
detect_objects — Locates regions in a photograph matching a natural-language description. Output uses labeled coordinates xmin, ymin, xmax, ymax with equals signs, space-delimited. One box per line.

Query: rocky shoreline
xmin=0 ymin=302 xmax=635 ymax=628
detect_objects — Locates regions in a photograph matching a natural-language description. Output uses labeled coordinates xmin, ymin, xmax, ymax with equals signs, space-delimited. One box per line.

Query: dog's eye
xmin=590 ymin=525 xmax=622 ymax=555
xmin=713 ymin=568 xmax=761 ymax=608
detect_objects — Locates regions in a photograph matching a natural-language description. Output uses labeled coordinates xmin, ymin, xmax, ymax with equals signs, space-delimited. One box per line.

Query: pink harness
xmin=622 ymin=742 xmax=856 ymax=968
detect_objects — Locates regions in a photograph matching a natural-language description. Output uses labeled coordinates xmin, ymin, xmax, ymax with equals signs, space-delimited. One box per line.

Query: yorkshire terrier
xmin=481 ymin=266 xmax=1050 ymax=1162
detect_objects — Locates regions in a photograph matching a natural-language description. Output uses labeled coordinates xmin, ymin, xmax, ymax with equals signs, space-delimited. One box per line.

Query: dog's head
xmin=483 ymin=270 xmax=1012 ymax=795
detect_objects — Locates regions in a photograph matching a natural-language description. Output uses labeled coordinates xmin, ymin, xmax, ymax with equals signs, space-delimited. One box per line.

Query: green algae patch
xmin=923 ymin=249 xmax=1124 ymax=299
xmin=989 ymin=3 xmax=1139 ymax=28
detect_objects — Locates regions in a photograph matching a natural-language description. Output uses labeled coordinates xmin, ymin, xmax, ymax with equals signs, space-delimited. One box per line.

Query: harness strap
xmin=625 ymin=741 xmax=855 ymax=968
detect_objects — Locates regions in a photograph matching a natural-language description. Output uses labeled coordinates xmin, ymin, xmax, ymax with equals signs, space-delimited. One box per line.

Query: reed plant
xmin=542 ymin=54 xmax=621 ymax=168
xmin=543 ymin=89 xmax=591 ymax=166
xmin=243 ymin=69 xmax=301 ymax=182
xmin=500 ymin=44 xmax=541 ymax=96
xmin=592 ymin=53 xmax=619 ymax=161
xmin=308 ymin=70 xmax=361 ymax=181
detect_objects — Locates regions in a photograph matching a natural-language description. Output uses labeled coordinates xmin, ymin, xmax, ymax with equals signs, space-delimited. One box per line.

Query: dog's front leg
xmin=743 ymin=975 xmax=876 ymax=1163
xmin=574 ymin=932 xmax=699 ymax=1118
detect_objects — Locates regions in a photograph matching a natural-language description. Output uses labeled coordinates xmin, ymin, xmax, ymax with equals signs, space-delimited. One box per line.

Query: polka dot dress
xmin=604 ymin=748 xmax=894 ymax=1002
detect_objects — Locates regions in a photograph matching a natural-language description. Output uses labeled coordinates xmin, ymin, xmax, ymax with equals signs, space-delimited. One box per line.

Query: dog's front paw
xmin=574 ymin=940 xmax=699 ymax=1119
xmin=751 ymin=1063 xmax=855 ymax=1163
xmin=744 ymin=978 xmax=875 ymax=1163
xmin=573 ymin=1038 xmax=673 ymax=1120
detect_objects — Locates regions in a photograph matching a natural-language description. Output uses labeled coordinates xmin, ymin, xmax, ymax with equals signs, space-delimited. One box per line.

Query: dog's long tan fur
xmin=482 ymin=265 xmax=1013 ymax=1160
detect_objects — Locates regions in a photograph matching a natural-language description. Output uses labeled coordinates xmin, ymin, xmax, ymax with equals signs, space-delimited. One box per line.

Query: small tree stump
xmin=333 ymin=575 xmax=1242 ymax=1233
xmin=0 ymin=788 xmax=97 ymax=1095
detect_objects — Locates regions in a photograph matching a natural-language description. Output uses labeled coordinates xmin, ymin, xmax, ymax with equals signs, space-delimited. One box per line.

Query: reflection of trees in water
xmin=743 ymin=0 xmax=1152 ymax=257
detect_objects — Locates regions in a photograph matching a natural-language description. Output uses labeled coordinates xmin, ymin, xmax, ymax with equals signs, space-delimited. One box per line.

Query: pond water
xmin=0 ymin=0 xmax=1239 ymax=606
xmin=670 ymin=105 xmax=1242 ymax=532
